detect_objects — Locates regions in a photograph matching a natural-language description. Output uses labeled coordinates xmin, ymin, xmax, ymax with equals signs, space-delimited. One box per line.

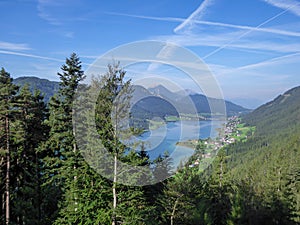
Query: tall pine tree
xmin=10 ymin=85 xmax=48 ymax=225
xmin=43 ymin=53 xmax=85 ymax=224
xmin=0 ymin=68 xmax=19 ymax=225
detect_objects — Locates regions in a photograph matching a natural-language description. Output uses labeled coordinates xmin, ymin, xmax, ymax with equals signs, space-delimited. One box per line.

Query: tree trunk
xmin=2 ymin=192 xmax=5 ymax=223
xmin=5 ymin=113 xmax=10 ymax=225
xmin=170 ymin=196 xmax=181 ymax=225
xmin=112 ymin=153 xmax=117 ymax=225
xmin=35 ymin=151 xmax=42 ymax=223
xmin=73 ymin=123 xmax=78 ymax=212
xmin=112 ymin=99 xmax=119 ymax=225
xmin=219 ymin=159 xmax=223 ymax=188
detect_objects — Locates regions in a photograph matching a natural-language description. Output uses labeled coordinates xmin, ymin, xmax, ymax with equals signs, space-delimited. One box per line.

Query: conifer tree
xmin=10 ymin=85 xmax=48 ymax=225
xmin=160 ymin=166 xmax=203 ymax=225
xmin=0 ymin=68 xmax=19 ymax=225
xmin=43 ymin=53 xmax=85 ymax=224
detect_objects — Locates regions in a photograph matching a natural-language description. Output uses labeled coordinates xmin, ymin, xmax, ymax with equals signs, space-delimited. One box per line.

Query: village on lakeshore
xmin=176 ymin=116 xmax=256 ymax=170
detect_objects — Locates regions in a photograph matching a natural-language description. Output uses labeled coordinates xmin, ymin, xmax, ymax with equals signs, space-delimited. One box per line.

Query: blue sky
xmin=1 ymin=0 xmax=300 ymax=108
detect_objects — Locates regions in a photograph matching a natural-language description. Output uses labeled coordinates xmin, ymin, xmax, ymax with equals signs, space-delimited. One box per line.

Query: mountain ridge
xmin=13 ymin=76 xmax=250 ymax=117
xmin=13 ymin=76 xmax=59 ymax=103
xmin=147 ymin=85 xmax=250 ymax=116
xmin=243 ymin=85 xmax=300 ymax=134
xmin=221 ymin=85 xmax=300 ymax=223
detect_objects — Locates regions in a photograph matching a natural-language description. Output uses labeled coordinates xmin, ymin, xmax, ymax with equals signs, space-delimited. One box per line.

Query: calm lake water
xmin=135 ymin=120 xmax=225 ymax=167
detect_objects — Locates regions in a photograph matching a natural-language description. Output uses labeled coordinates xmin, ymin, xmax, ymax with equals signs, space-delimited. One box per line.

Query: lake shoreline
xmin=137 ymin=117 xmax=226 ymax=136
xmin=138 ymin=120 xmax=225 ymax=160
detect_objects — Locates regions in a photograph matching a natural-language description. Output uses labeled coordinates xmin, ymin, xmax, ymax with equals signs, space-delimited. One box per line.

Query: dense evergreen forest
xmin=13 ymin=77 xmax=59 ymax=103
xmin=0 ymin=53 xmax=299 ymax=225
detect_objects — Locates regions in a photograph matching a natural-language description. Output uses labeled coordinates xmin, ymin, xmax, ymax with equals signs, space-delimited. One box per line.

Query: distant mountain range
xmin=13 ymin=76 xmax=59 ymax=103
xmin=229 ymin=97 xmax=264 ymax=110
xmin=13 ymin=76 xmax=250 ymax=124
xmin=133 ymin=84 xmax=250 ymax=117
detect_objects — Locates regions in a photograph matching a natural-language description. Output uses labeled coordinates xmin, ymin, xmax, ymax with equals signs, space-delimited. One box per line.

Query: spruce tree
xmin=10 ymin=85 xmax=48 ymax=225
xmin=43 ymin=53 xmax=85 ymax=224
xmin=0 ymin=68 xmax=19 ymax=225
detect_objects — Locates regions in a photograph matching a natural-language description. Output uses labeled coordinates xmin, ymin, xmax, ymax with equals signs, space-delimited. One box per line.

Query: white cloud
xmin=202 ymin=5 xmax=298 ymax=59
xmin=37 ymin=0 xmax=62 ymax=25
xmin=191 ymin=20 xmax=300 ymax=37
xmin=174 ymin=0 xmax=216 ymax=34
xmin=116 ymin=1 xmax=299 ymax=59
xmin=111 ymin=13 xmax=300 ymax=58
xmin=108 ymin=2 xmax=300 ymax=102
xmin=0 ymin=50 xmax=64 ymax=62
xmin=208 ymin=53 xmax=300 ymax=101
xmin=153 ymin=33 xmax=300 ymax=54
xmin=146 ymin=42 xmax=177 ymax=72
xmin=110 ymin=13 xmax=300 ymax=37
xmin=63 ymin=31 xmax=74 ymax=38
xmin=0 ymin=41 xmax=30 ymax=51
xmin=37 ymin=0 xmax=84 ymax=25
xmin=105 ymin=12 xmax=182 ymax=23
xmin=263 ymin=0 xmax=300 ymax=16
xmin=209 ymin=52 xmax=300 ymax=79
xmin=110 ymin=13 xmax=300 ymax=38
xmin=234 ymin=52 xmax=300 ymax=71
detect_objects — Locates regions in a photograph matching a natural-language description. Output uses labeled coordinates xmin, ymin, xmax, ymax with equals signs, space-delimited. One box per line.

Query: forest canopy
xmin=0 ymin=54 xmax=299 ymax=225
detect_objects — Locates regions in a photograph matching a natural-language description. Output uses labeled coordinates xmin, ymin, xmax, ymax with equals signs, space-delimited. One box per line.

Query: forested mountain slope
xmin=162 ymin=86 xmax=300 ymax=225
xmin=2 ymin=59 xmax=299 ymax=225
xmin=13 ymin=76 xmax=59 ymax=102
xmin=243 ymin=86 xmax=300 ymax=135
xmin=223 ymin=86 xmax=300 ymax=224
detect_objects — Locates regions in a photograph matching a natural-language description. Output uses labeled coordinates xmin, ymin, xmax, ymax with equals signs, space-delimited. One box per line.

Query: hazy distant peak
xmin=12 ymin=76 xmax=251 ymax=116
xmin=148 ymin=85 xmax=172 ymax=94
xmin=176 ymin=89 xmax=198 ymax=96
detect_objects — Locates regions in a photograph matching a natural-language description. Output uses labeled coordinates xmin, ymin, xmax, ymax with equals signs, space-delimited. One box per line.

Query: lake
xmin=134 ymin=120 xmax=225 ymax=167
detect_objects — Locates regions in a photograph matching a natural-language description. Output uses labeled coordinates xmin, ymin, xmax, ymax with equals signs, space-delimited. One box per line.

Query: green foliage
xmin=42 ymin=53 xmax=87 ymax=224
xmin=160 ymin=168 xmax=204 ymax=225
xmin=13 ymin=76 xmax=59 ymax=103
xmin=93 ymin=62 xmax=159 ymax=224
xmin=158 ymin=87 xmax=300 ymax=225
xmin=223 ymin=87 xmax=300 ymax=224
xmin=0 ymin=67 xmax=19 ymax=225
xmin=0 ymin=68 xmax=49 ymax=225
xmin=10 ymin=85 xmax=49 ymax=225
xmin=1 ymin=60 xmax=299 ymax=225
